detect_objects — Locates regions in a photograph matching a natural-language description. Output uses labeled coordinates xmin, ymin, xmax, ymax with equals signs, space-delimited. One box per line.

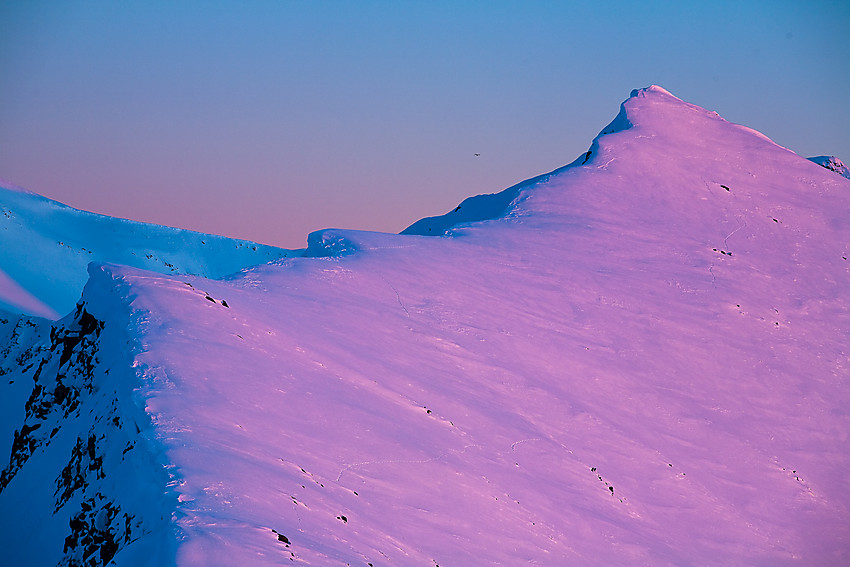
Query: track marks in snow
xmin=722 ymin=217 xmax=747 ymax=252
xmin=334 ymin=443 xmax=480 ymax=483
xmin=510 ymin=438 xmax=542 ymax=452
xmin=710 ymin=214 xmax=746 ymax=259
xmin=379 ymin=274 xmax=409 ymax=317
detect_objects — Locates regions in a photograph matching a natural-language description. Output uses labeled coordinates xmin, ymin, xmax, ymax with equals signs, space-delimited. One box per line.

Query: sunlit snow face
xmin=2 ymin=86 xmax=849 ymax=566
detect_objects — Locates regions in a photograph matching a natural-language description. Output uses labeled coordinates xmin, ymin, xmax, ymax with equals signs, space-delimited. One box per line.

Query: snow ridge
xmin=0 ymin=186 xmax=299 ymax=319
xmin=2 ymin=86 xmax=850 ymax=565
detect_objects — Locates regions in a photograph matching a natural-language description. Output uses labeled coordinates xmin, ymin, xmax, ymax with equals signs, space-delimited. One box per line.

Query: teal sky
xmin=1 ymin=1 xmax=848 ymax=248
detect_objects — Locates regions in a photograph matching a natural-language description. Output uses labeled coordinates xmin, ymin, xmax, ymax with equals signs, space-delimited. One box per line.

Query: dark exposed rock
xmin=55 ymin=434 xmax=106 ymax=512
xmin=60 ymin=494 xmax=142 ymax=567
xmin=1 ymin=306 xmax=104 ymax=490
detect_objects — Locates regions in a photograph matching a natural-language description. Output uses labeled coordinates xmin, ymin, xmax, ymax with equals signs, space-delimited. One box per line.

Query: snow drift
xmin=1 ymin=86 xmax=848 ymax=566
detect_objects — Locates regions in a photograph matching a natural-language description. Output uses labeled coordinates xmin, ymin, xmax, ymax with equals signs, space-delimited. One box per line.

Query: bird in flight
xmin=474 ymin=153 xmax=481 ymax=157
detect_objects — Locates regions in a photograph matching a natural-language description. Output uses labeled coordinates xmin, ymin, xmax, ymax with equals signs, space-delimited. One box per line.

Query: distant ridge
xmin=0 ymin=186 xmax=298 ymax=319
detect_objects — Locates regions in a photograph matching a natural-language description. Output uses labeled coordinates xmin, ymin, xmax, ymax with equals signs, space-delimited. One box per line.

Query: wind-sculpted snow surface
xmin=2 ymin=86 xmax=849 ymax=565
xmin=0 ymin=185 xmax=297 ymax=319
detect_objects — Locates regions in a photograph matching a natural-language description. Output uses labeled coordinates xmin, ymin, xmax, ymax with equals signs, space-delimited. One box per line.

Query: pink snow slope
xmin=8 ymin=86 xmax=850 ymax=565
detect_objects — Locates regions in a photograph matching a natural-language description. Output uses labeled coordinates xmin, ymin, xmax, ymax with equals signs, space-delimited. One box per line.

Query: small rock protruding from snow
xmin=808 ymin=156 xmax=850 ymax=179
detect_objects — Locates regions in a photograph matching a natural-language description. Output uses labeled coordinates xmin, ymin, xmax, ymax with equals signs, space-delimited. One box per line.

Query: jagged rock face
xmin=1 ymin=314 xmax=56 ymax=483
xmin=0 ymin=307 xmax=172 ymax=566
xmin=1 ymin=307 xmax=104 ymax=490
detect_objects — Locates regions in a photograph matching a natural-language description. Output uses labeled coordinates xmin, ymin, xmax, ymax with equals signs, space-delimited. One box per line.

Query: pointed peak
xmin=612 ymin=85 xmax=789 ymax=152
xmin=622 ymin=85 xmax=716 ymax=122
xmin=629 ymin=85 xmax=680 ymax=100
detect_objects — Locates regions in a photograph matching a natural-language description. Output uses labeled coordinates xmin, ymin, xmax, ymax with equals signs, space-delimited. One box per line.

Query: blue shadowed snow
xmin=0 ymin=188 xmax=300 ymax=319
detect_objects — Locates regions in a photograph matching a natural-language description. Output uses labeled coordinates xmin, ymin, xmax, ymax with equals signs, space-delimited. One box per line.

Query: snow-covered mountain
xmin=1 ymin=86 xmax=848 ymax=566
xmin=0 ymin=184 xmax=297 ymax=319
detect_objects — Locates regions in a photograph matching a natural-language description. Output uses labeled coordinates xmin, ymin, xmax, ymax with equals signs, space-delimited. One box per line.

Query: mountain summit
xmin=1 ymin=87 xmax=848 ymax=566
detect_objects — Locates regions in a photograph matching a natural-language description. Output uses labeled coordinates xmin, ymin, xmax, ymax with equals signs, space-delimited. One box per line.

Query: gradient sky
xmin=1 ymin=1 xmax=848 ymax=249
